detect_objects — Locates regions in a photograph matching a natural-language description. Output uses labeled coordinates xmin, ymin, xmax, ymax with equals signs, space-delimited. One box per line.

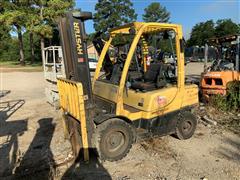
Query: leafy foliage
xmin=93 ymin=0 xmax=137 ymax=33
xmin=23 ymin=32 xmax=42 ymax=62
xmin=27 ymin=0 xmax=74 ymax=38
xmin=0 ymin=22 xmax=12 ymax=60
xmin=215 ymin=19 xmax=240 ymax=37
xmin=210 ymin=81 xmax=240 ymax=112
xmin=0 ymin=1 xmax=27 ymax=28
xmin=0 ymin=0 xmax=74 ymax=64
xmin=0 ymin=1 xmax=28 ymax=64
xmin=0 ymin=37 xmax=19 ymax=61
xmin=187 ymin=19 xmax=240 ymax=47
xmin=142 ymin=2 xmax=170 ymax=23
xmin=187 ymin=20 xmax=215 ymax=46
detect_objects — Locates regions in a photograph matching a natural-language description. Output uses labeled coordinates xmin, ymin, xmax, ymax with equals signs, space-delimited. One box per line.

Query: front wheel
xmin=94 ymin=118 xmax=135 ymax=161
xmin=175 ymin=111 xmax=197 ymax=140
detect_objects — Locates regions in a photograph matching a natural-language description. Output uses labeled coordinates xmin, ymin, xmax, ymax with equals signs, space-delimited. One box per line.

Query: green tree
xmin=0 ymin=26 xmax=14 ymax=61
xmin=0 ymin=0 xmax=74 ymax=65
xmin=0 ymin=4 xmax=11 ymax=61
xmin=215 ymin=19 xmax=240 ymax=37
xmin=29 ymin=0 xmax=74 ymax=64
xmin=143 ymin=2 xmax=170 ymax=22
xmin=187 ymin=19 xmax=240 ymax=47
xmin=24 ymin=2 xmax=39 ymax=64
xmin=0 ymin=1 xmax=28 ymax=65
xmin=93 ymin=0 xmax=137 ymax=34
xmin=23 ymin=31 xmax=41 ymax=63
xmin=187 ymin=20 xmax=215 ymax=46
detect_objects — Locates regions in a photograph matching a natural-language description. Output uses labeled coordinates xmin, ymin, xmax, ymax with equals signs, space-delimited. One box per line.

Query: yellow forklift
xmin=57 ymin=11 xmax=199 ymax=162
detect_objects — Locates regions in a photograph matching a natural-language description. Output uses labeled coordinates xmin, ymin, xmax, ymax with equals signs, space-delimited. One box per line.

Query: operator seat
xmin=131 ymin=62 xmax=167 ymax=91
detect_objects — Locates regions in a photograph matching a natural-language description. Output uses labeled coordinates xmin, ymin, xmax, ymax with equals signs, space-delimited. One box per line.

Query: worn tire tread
xmin=175 ymin=111 xmax=197 ymax=140
xmin=94 ymin=118 xmax=134 ymax=162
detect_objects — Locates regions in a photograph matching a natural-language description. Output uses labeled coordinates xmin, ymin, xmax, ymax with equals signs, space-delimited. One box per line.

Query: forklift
xmin=57 ymin=11 xmax=199 ymax=162
xmin=201 ymin=34 xmax=240 ymax=99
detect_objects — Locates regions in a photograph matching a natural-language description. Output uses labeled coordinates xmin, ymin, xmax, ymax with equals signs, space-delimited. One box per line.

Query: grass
xmin=0 ymin=60 xmax=42 ymax=67
xmin=0 ymin=60 xmax=43 ymax=72
xmin=203 ymin=82 xmax=239 ymax=134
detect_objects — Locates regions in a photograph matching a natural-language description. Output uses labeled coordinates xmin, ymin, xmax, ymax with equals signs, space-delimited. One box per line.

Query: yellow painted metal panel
xmin=182 ymin=84 xmax=199 ymax=107
xmin=123 ymin=86 xmax=178 ymax=112
xmin=76 ymin=83 xmax=89 ymax=161
xmin=109 ymin=22 xmax=180 ymax=35
xmin=93 ymin=80 xmax=119 ymax=103
xmin=120 ymin=84 xmax=198 ymax=121
xmin=57 ymin=78 xmax=89 ymax=161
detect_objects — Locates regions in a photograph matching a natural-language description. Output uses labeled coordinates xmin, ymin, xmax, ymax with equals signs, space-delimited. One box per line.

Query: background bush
xmin=210 ymin=81 xmax=240 ymax=112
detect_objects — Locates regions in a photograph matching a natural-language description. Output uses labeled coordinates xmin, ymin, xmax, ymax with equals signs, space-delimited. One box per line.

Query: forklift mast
xmin=58 ymin=11 xmax=94 ymax=107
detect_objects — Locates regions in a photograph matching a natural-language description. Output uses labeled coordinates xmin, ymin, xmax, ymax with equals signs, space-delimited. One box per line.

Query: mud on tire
xmin=94 ymin=118 xmax=135 ymax=161
xmin=175 ymin=111 xmax=197 ymax=140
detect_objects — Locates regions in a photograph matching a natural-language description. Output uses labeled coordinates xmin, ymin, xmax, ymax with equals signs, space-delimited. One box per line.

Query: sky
xmin=75 ymin=0 xmax=240 ymax=39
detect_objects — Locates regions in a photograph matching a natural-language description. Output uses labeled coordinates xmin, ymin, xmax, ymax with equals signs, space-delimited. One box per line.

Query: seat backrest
xmin=144 ymin=63 xmax=162 ymax=82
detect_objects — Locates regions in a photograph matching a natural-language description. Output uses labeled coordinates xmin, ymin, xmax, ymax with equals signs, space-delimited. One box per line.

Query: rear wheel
xmin=175 ymin=111 xmax=197 ymax=140
xmin=94 ymin=118 xmax=135 ymax=161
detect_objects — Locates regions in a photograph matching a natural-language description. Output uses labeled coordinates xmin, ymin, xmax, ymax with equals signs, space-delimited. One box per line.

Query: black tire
xmin=94 ymin=118 xmax=135 ymax=161
xmin=175 ymin=111 xmax=197 ymax=140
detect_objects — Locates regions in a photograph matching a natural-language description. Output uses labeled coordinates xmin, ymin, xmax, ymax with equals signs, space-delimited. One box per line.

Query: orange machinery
xmin=201 ymin=34 xmax=240 ymax=99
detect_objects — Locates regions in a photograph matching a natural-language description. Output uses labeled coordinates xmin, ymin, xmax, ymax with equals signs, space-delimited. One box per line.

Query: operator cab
xmin=97 ymin=26 xmax=177 ymax=92
xmin=93 ymin=22 xmax=193 ymax=119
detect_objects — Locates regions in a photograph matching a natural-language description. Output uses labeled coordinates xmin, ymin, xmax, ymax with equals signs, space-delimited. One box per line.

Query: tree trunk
xmin=40 ymin=35 xmax=45 ymax=66
xmin=30 ymin=32 xmax=35 ymax=64
xmin=16 ymin=25 xmax=25 ymax=66
xmin=40 ymin=5 xmax=45 ymax=67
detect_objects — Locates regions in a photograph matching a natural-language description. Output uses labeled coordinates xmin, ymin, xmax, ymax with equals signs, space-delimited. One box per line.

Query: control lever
xmin=125 ymin=81 xmax=131 ymax=97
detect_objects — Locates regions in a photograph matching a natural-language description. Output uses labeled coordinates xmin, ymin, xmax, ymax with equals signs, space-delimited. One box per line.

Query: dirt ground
xmin=0 ymin=62 xmax=239 ymax=180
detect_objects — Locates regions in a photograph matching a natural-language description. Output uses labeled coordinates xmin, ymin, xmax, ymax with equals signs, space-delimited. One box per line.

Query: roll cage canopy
xmin=93 ymin=22 xmax=185 ymax=114
xmin=208 ymin=34 xmax=239 ymax=44
xmin=109 ymin=22 xmax=182 ymax=35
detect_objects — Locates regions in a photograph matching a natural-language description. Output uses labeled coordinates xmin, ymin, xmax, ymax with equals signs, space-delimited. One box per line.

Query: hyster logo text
xmin=73 ymin=22 xmax=83 ymax=55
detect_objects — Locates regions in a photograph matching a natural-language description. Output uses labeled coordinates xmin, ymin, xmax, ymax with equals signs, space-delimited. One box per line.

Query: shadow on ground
xmin=0 ymin=94 xmax=56 ymax=179
xmin=217 ymin=134 xmax=240 ymax=163
xmin=0 ymin=99 xmax=27 ymax=177
xmin=0 ymin=90 xmax=11 ymax=98
xmin=14 ymin=118 xmax=56 ymax=179
xmin=0 ymin=98 xmax=111 ymax=179
xmin=62 ymin=150 xmax=112 ymax=180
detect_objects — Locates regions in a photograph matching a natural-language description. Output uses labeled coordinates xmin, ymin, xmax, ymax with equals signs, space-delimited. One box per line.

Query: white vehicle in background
xmin=164 ymin=53 xmax=189 ymax=65
xmin=88 ymin=58 xmax=98 ymax=71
